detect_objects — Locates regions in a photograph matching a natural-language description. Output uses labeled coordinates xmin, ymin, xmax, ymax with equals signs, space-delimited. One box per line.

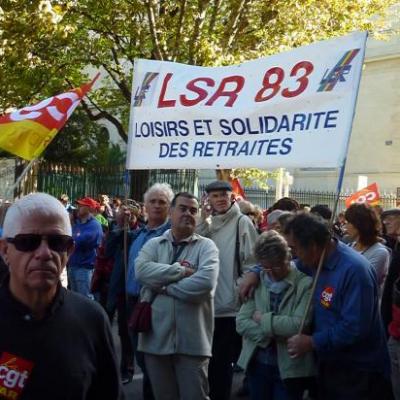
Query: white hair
xmin=143 ymin=183 xmax=174 ymax=204
xmin=2 ymin=193 xmax=72 ymax=238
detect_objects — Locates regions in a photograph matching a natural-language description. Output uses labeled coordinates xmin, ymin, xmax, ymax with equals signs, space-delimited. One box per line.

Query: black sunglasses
xmin=6 ymin=234 xmax=74 ymax=253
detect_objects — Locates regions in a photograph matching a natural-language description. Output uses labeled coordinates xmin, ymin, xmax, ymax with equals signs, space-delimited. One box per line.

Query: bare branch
xmin=188 ymin=0 xmax=211 ymax=64
xmin=172 ymin=0 xmax=187 ymax=61
xmin=224 ymin=0 xmax=248 ymax=51
xmin=101 ymin=63 xmax=131 ymax=102
xmin=208 ymin=0 xmax=221 ymax=35
xmin=145 ymin=0 xmax=165 ymax=60
xmin=80 ymin=98 xmax=128 ymax=143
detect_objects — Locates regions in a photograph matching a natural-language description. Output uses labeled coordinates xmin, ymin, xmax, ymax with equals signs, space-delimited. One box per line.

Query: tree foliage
xmin=43 ymin=109 xmax=126 ymax=167
xmin=0 ymin=0 xmax=397 ymax=185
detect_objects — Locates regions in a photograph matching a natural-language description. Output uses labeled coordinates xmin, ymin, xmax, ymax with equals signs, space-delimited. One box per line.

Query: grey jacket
xmin=197 ymin=203 xmax=258 ymax=317
xmin=135 ymin=230 xmax=219 ymax=356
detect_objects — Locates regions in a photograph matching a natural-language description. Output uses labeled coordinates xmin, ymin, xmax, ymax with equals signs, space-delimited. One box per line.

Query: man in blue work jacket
xmin=285 ymin=213 xmax=392 ymax=400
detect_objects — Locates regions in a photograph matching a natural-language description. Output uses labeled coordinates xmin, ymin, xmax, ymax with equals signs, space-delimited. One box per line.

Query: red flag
xmin=230 ymin=177 xmax=246 ymax=200
xmin=345 ymin=183 xmax=380 ymax=208
xmin=0 ymin=74 xmax=99 ymax=160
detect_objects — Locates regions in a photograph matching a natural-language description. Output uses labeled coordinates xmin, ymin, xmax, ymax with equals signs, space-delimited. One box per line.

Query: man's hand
xmin=200 ymin=197 xmax=213 ymax=221
xmin=183 ymin=267 xmax=195 ymax=277
xmin=252 ymin=310 xmax=262 ymax=324
xmin=287 ymin=334 xmax=314 ymax=359
xmin=239 ymin=272 xmax=260 ymax=302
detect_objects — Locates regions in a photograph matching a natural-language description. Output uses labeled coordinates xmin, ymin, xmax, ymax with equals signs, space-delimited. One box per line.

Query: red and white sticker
xmin=320 ymin=286 xmax=335 ymax=308
xmin=0 ymin=352 xmax=34 ymax=399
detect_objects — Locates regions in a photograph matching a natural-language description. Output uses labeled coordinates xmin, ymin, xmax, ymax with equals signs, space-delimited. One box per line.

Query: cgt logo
xmin=134 ymin=72 xmax=159 ymax=107
xmin=0 ymin=352 xmax=34 ymax=400
xmin=318 ymin=49 xmax=360 ymax=92
xmin=320 ymin=286 xmax=335 ymax=309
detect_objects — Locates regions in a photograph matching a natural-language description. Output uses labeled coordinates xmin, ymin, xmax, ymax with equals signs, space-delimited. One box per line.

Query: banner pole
xmin=297 ymin=32 xmax=368 ymax=334
xmin=5 ymin=158 xmax=37 ymax=200
xmin=123 ymin=170 xmax=130 ymax=310
xmin=298 ymin=164 xmax=345 ymax=333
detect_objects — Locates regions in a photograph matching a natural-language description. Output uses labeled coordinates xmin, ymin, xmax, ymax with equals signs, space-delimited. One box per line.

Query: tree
xmin=0 ymin=0 xmax=397 ymax=185
xmin=43 ymin=109 xmax=126 ymax=167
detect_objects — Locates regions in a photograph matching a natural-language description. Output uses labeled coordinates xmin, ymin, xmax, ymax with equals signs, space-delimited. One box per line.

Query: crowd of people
xmin=0 ymin=183 xmax=399 ymax=400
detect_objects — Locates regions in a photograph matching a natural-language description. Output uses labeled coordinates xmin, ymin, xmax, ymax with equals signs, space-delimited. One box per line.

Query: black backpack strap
xmin=235 ymin=215 xmax=244 ymax=278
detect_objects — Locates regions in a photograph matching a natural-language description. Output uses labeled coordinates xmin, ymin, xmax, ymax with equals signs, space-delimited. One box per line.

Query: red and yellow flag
xmin=0 ymin=74 xmax=99 ymax=160
xmin=345 ymin=183 xmax=380 ymax=208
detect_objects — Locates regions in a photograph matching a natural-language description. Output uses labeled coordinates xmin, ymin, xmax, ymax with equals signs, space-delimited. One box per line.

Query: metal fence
xmin=14 ymin=161 xmax=199 ymax=202
xmin=4 ymin=159 xmax=399 ymax=211
xmin=199 ymin=185 xmax=399 ymax=212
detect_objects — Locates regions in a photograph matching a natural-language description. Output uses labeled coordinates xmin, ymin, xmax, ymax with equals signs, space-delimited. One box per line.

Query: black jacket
xmin=0 ymin=282 xmax=124 ymax=399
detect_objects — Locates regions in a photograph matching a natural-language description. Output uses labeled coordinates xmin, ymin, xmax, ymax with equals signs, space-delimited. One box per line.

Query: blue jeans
xmin=68 ymin=267 xmax=94 ymax=299
xmin=247 ymin=360 xmax=290 ymax=400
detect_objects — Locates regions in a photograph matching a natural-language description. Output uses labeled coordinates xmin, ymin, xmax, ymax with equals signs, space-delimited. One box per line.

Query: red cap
xmin=76 ymin=197 xmax=100 ymax=209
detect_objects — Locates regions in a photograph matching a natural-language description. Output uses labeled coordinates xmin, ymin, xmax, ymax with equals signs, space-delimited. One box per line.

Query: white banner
xmin=126 ymin=32 xmax=367 ymax=170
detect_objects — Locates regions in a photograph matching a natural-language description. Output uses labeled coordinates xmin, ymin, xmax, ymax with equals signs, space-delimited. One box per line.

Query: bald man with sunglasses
xmin=0 ymin=193 xmax=123 ymax=399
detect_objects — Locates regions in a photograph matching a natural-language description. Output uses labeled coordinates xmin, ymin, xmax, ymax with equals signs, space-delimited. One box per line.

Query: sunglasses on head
xmin=6 ymin=234 xmax=74 ymax=253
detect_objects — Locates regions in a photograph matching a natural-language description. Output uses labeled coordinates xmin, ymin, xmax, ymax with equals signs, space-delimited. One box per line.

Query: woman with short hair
xmin=236 ymin=230 xmax=316 ymax=400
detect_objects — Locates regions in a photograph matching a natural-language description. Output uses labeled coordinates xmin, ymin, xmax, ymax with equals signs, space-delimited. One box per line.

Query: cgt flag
xmin=229 ymin=177 xmax=246 ymax=200
xmin=345 ymin=182 xmax=380 ymax=208
xmin=0 ymin=74 xmax=99 ymax=160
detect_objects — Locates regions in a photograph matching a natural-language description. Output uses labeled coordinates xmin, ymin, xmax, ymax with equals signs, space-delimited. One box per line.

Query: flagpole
xmin=298 ymin=163 xmax=344 ymax=333
xmin=5 ymin=158 xmax=37 ymax=200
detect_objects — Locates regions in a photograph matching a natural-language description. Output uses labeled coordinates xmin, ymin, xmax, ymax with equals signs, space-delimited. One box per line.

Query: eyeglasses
xmin=6 ymin=234 xmax=73 ymax=253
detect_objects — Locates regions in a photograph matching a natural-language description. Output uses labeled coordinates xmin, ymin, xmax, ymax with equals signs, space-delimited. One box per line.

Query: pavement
xmin=112 ymin=323 xmax=248 ymax=399
xmin=122 ymin=368 xmax=247 ymax=399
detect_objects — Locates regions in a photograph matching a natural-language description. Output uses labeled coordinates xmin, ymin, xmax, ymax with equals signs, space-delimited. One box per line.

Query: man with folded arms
xmin=136 ymin=192 xmax=219 ymax=400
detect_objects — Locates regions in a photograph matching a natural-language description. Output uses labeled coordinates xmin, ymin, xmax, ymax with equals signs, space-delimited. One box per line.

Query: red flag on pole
xmin=345 ymin=183 xmax=380 ymax=208
xmin=0 ymin=74 xmax=99 ymax=160
xmin=230 ymin=177 xmax=246 ymax=200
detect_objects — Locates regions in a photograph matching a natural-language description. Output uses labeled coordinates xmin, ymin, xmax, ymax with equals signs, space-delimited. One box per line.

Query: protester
xmin=197 ymin=180 xmax=258 ymax=400
xmin=284 ymin=213 xmax=391 ymax=399
xmin=0 ymin=193 xmax=123 ymax=399
xmin=91 ymin=224 xmax=114 ymax=308
xmin=136 ymin=192 xmax=219 ymax=400
xmin=238 ymin=200 xmax=258 ymax=227
xmin=126 ymin=183 xmax=173 ymax=399
xmin=381 ymin=208 xmax=400 ymax=332
xmin=112 ymin=197 xmax=123 ymax=218
xmin=94 ymin=203 xmax=110 ymax=230
xmin=310 ymin=204 xmax=332 ymax=221
xmin=240 ymin=213 xmax=392 ymax=399
xmin=59 ymin=193 xmax=75 ymax=213
xmin=271 ymin=197 xmax=300 ymax=212
xmin=105 ymin=202 xmax=142 ymax=384
xmin=236 ymin=231 xmax=316 ymax=400
xmin=388 ymin=277 xmax=400 ymax=400
xmin=0 ymin=201 xmax=11 ymax=284
xmin=67 ymin=196 xmax=103 ymax=298
xmin=99 ymin=194 xmax=114 ymax=222
xmin=380 ymin=208 xmax=400 ymax=399
xmin=344 ymin=203 xmax=390 ymax=297
xmin=267 ymin=210 xmax=292 ymax=233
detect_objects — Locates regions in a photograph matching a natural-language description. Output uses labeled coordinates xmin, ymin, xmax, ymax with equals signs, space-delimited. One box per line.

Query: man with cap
xmin=197 ymin=180 xmax=258 ymax=400
xmin=67 ymin=196 xmax=103 ymax=298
